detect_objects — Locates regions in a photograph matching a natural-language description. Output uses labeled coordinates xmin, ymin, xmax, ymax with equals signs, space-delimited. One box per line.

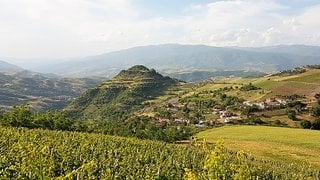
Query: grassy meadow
xmin=196 ymin=125 xmax=320 ymax=166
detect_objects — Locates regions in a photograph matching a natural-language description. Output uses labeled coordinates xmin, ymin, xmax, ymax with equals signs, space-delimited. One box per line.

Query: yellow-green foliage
xmin=1 ymin=126 xmax=319 ymax=179
xmin=197 ymin=126 xmax=320 ymax=165
xmin=185 ymin=140 xmax=319 ymax=180
xmin=185 ymin=140 xmax=255 ymax=180
xmin=0 ymin=126 xmax=204 ymax=179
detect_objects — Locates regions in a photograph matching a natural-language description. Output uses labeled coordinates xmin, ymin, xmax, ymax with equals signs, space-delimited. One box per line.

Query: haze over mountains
xmin=0 ymin=60 xmax=24 ymax=74
xmin=22 ymin=44 xmax=320 ymax=79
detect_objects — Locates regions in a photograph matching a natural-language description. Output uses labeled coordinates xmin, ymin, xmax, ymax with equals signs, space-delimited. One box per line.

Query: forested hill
xmin=65 ymin=65 xmax=179 ymax=120
xmin=0 ymin=71 xmax=103 ymax=111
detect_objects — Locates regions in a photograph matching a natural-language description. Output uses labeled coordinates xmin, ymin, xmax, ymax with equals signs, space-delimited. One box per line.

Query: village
xmin=154 ymin=96 xmax=290 ymax=128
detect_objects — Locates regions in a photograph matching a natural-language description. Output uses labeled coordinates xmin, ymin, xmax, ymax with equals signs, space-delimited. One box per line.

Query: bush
xmin=240 ymin=83 xmax=260 ymax=91
xmin=312 ymin=118 xmax=320 ymax=130
xmin=287 ymin=110 xmax=297 ymax=120
xmin=301 ymin=120 xmax=312 ymax=129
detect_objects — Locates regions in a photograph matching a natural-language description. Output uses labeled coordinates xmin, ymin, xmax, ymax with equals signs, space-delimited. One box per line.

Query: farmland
xmin=196 ymin=125 xmax=320 ymax=166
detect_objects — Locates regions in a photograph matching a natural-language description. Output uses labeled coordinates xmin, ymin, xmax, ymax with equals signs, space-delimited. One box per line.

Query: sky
xmin=0 ymin=0 xmax=320 ymax=60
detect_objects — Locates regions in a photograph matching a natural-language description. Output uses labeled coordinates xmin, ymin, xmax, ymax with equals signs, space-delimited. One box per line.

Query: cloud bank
xmin=0 ymin=0 xmax=319 ymax=59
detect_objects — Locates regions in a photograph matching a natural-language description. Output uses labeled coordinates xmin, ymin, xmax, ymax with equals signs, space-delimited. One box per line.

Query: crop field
xmin=284 ymin=69 xmax=320 ymax=83
xmin=252 ymin=70 xmax=320 ymax=98
xmin=196 ymin=125 xmax=320 ymax=166
xmin=0 ymin=126 xmax=205 ymax=179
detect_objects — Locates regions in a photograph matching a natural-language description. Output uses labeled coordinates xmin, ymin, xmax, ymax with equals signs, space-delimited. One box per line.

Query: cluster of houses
xmin=243 ymin=97 xmax=288 ymax=110
xmin=212 ymin=107 xmax=238 ymax=124
xmin=155 ymin=97 xmax=290 ymax=128
xmin=157 ymin=117 xmax=190 ymax=124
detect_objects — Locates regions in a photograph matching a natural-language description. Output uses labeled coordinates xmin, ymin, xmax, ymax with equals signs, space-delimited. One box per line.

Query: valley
xmin=2 ymin=0 xmax=320 ymax=178
xmin=1 ymin=58 xmax=320 ymax=179
xmin=0 ymin=65 xmax=103 ymax=111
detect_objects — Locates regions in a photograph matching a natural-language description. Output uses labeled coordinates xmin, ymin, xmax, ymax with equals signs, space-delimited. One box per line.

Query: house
xmin=174 ymin=118 xmax=183 ymax=122
xmin=266 ymin=97 xmax=287 ymax=105
xmin=196 ymin=120 xmax=207 ymax=127
xmin=255 ymin=102 xmax=266 ymax=109
xmin=275 ymin=98 xmax=287 ymax=105
xmin=266 ymin=98 xmax=277 ymax=103
xmin=209 ymin=119 xmax=220 ymax=125
xmin=243 ymin=101 xmax=252 ymax=106
xmin=219 ymin=111 xmax=234 ymax=118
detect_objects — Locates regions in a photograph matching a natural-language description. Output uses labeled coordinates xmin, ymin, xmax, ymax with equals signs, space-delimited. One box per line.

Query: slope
xmin=0 ymin=71 xmax=103 ymax=111
xmin=196 ymin=126 xmax=320 ymax=166
xmin=65 ymin=65 xmax=179 ymax=120
xmin=135 ymin=66 xmax=320 ymax=131
xmin=0 ymin=60 xmax=23 ymax=74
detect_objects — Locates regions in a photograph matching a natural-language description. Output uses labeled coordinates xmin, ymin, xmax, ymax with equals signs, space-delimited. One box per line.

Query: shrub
xmin=301 ymin=120 xmax=312 ymax=129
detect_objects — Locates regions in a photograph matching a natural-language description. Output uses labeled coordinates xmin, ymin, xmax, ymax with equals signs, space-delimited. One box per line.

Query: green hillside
xmin=0 ymin=71 xmax=103 ymax=111
xmin=196 ymin=126 xmax=320 ymax=166
xmin=1 ymin=65 xmax=320 ymax=178
xmin=65 ymin=65 xmax=179 ymax=120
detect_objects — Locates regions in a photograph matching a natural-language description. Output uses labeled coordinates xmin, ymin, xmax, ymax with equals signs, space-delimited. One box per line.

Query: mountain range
xmin=28 ymin=44 xmax=320 ymax=79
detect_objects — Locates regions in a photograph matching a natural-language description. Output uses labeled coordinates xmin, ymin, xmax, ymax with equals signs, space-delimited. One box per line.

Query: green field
xmin=185 ymin=69 xmax=320 ymax=103
xmin=2 ymin=125 xmax=319 ymax=179
xmin=196 ymin=125 xmax=320 ymax=166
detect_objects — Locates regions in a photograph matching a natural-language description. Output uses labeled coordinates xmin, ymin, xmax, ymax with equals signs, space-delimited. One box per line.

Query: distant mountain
xmin=65 ymin=65 xmax=179 ymax=119
xmin=32 ymin=44 xmax=320 ymax=80
xmin=0 ymin=60 xmax=23 ymax=74
xmin=0 ymin=71 xmax=104 ymax=111
xmin=239 ymin=44 xmax=320 ymax=57
xmin=166 ymin=70 xmax=265 ymax=82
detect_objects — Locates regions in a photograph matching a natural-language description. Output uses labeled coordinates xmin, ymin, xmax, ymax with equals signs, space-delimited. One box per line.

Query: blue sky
xmin=0 ymin=0 xmax=320 ymax=60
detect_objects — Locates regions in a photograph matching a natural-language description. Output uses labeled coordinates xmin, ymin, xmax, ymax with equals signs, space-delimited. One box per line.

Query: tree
xmin=0 ymin=105 xmax=32 ymax=127
xmin=315 ymin=93 xmax=320 ymax=105
xmin=287 ymin=110 xmax=297 ymax=120
xmin=241 ymin=105 xmax=259 ymax=117
xmin=312 ymin=107 xmax=320 ymax=117
xmin=312 ymin=118 xmax=320 ymax=130
xmin=301 ymin=120 xmax=312 ymax=129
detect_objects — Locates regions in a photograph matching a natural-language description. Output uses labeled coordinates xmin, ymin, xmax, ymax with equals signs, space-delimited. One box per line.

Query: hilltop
xmin=63 ymin=65 xmax=320 ymax=129
xmin=65 ymin=65 xmax=179 ymax=120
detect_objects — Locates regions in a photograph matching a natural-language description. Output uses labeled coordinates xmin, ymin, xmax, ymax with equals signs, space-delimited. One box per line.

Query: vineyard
xmin=0 ymin=126 xmax=204 ymax=179
xmin=1 ymin=126 xmax=320 ymax=179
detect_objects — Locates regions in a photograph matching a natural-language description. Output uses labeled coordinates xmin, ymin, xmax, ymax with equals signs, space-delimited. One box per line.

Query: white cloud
xmin=0 ymin=0 xmax=319 ymax=59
